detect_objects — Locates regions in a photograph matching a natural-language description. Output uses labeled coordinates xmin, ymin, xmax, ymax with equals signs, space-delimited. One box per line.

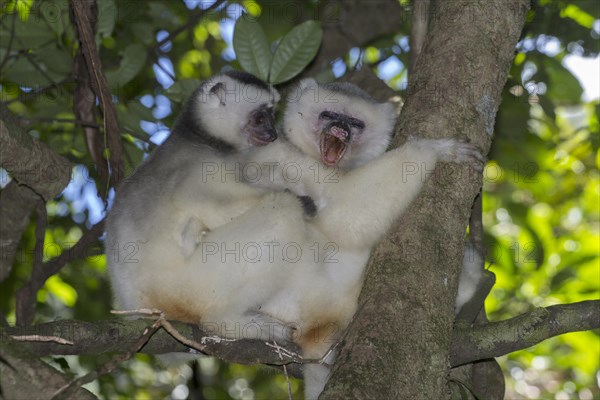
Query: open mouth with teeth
xmin=320 ymin=123 xmax=350 ymax=166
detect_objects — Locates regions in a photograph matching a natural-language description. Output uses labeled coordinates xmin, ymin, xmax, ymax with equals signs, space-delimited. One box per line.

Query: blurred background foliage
xmin=0 ymin=0 xmax=598 ymax=399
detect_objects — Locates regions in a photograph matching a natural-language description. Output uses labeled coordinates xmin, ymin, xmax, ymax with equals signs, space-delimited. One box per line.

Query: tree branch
xmin=4 ymin=300 xmax=596 ymax=383
xmin=1 ymin=318 xmax=304 ymax=378
xmin=0 ymin=346 xmax=95 ymax=400
xmin=69 ymin=0 xmax=124 ymax=186
xmin=71 ymin=0 xmax=108 ymax=198
xmin=0 ymin=181 xmax=40 ymax=282
xmin=151 ymin=0 xmax=227 ymax=54
xmin=451 ymin=300 xmax=600 ymax=366
xmin=0 ymin=107 xmax=72 ymax=201
xmin=0 ymin=108 xmax=72 ymax=282
xmin=15 ymin=220 xmax=105 ymax=325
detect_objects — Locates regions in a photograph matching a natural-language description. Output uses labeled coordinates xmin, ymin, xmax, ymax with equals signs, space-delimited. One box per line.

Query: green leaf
xmin=233 ymin=14 xmax=271 ymax=81
xmin=0 ymin=14 xmax=53 ymax=49
xmin=44 ymin=275 xmax=78 ymax=307
xmin=131 ymin=22 xmax=155 ymax=45
xmin=37 ymin=45 xmax=72 ymax=75
xmin=96 ymin=0 xmax=117 ymax=38
xmin=4 ymin=57 xmax=67 ymax=86
xmin=2 ymin=41 xmax=71 ymax=87
xmin=561 ymin=4 xmax=595 ymax=29
xmin=269 ymin=20 xmax=322 ymax=85
xmin=40 ymin=0 xmax=69 ymax=37
xmin=105 ymin=43 xmax=147 ymax=87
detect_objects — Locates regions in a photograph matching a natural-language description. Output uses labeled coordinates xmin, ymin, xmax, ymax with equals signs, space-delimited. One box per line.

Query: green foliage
xmin=0 ymin=0 xmax=598 ymax=399
xmin=233 ymin=14 xmax=272 ymax=81
xmin=105 ymin=44 xmax=147 ymax=87
xmin=268 ymin=20 xmax=322 ymax=84
xmin=481 ymin=3 xmax=600 ymax=391
xmin=233 ymin=15 xmax=322 ymax=84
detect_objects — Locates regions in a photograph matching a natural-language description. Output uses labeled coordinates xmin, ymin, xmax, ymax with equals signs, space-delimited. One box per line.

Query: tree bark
xmin=322 ymin=1 xmax=530 ymax=399
xmin=451 ymin=300 xmax=600 ymax=366
xmin=0 ymin=108 xmax=72 ymax=282
xmin=3 ymin=298 xmax=596 ymax=372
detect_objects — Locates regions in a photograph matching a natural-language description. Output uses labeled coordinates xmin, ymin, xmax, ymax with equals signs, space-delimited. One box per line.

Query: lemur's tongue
xmin=320 ymin=125 xmax=349 ymax=166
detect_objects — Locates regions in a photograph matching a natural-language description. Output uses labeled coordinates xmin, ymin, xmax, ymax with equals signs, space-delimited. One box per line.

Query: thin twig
xmin=265 ymin=342 xmax=303 ymax=360
xmin=32 ymin=201 xmax=47 ymax=281
xmin=1 ymin=78 xmax=71 ymax=105
xmin=112 ymin=308 xmax=209 ymax=353
xmin=151 ymin=0 xmax=227 ymax=53
xmin=112 ymin=309 xmax=312 ymax=365
xmin=70 ymin=0 xmax=124 ymax=185
xmin=22 ymin=51 xmax=60 ymax=86
xmin=273 ymin=340 xmax=293 ymax=400
xmin=10 ymin=335 xmax=74 ymax=345
xmin=154 ymin=58 xmax=176 ymax=80
xmin=20 ymin=117 xmax=101 ymax=128
xmin=0 ymin=0 xmax=18 ymax=72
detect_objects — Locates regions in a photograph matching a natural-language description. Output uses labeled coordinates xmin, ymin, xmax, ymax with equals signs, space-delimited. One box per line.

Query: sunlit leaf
xmin=233 ymin=14 xmax=272 ymax=81
xmin=365 ymin=47 xmax=380 ymax=63
xmin=269 ymin=20 xmax=322 ymax=84
xmin=242 ymin=1 xmax=262 ymax=17
xmin=44 ymin=275 xmax=78 ymax=307
xmin=17 ymin=0 xmax=34 ymax=21
xmin=561 ymin=4 xmax=595 ymax=29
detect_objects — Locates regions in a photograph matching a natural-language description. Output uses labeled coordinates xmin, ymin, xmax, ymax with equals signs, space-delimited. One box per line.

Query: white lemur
xmin=107 ymin=71 xmax=281 ymax=314
xmin=108 ymin=74 xmax=484 ymax=399
xmin=232 ymin=78 xmax=485 ymax=398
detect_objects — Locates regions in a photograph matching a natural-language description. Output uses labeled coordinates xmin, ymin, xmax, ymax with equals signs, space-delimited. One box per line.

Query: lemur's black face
xmin=318 ymin=111 xmax=365 ymax=166
xmin=244 ymin=104 xmax=277 ymax=146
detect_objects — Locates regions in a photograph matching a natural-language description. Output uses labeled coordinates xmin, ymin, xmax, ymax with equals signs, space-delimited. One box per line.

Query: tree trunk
xmin=322 ymin=1 xmax=530 ymax=398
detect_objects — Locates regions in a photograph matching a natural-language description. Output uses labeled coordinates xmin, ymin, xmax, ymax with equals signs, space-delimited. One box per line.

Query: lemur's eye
xmin=350 ymin=118 xmax=365 ymax=129
xmin=319 ymin=111 xmax=365 ymax=130
xmin=319 ymin=111 xmax=337 ymax=120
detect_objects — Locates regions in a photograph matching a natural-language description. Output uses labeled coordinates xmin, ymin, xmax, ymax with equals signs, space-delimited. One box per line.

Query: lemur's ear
xmin=286 ymin=78 xmax=318 ymax=103
xmin=297 ymin=78 xmax=317 ymax=93
xmin=208 ymin=82 xmax=226 ymax=106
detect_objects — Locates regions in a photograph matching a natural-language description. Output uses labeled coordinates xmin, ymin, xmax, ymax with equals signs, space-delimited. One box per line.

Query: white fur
xmin=284 ymin=78 xmax=396 ymax=169
xmin=197 ymin=74 xmax=279 ymax=151
xmin=107 ymin=73 xmax=280 ymax=317
xmin=107 ymin=77 xmax=483 ymax=400
xmin=238 ymin=83 xmax=483 ymax=398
